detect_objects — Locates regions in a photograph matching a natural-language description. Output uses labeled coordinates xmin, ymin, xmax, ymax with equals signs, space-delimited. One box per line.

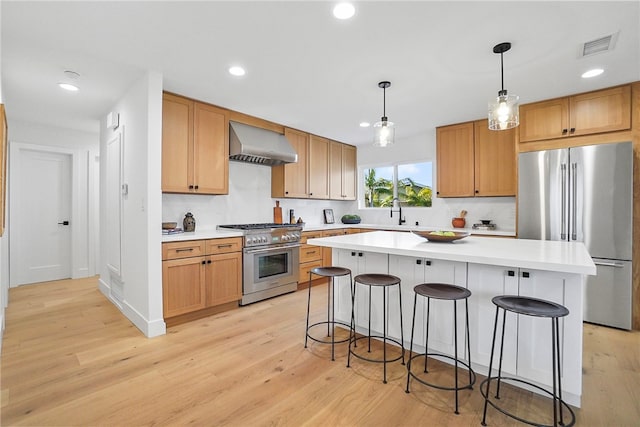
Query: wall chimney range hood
xmin=229 ymin=121 xmax=298 ymax=166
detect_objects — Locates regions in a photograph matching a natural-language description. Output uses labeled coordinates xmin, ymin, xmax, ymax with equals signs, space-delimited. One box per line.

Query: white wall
xmin=99 ymin=71 xmax=164 ymax=338
xmin=163 ymin=161 xmax=358 ymax=229
xmin=356 ymin=131 xmax=516 ymax=231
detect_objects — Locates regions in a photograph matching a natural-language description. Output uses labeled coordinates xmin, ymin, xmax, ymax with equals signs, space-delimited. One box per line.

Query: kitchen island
xmin=308 ymin=231 xmax=596 ymax=407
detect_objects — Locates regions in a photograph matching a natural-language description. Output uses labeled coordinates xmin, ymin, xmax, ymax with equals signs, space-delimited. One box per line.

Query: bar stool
xmin=304 ymin=266 xmax=352 ymax=361
xmin=481 ymin=295 xmax=575 ymax=427
xmin=347 ymin=273 xmax=405 ymax=383
xmin=405 ymin=283 xmax=476 ymax=414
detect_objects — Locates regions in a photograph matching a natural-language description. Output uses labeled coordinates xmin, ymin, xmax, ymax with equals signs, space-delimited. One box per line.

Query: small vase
xmin=183 ymin=212 xmax=196 ymax=232
xmin=452 ymin=217 xmax=466 ymax=228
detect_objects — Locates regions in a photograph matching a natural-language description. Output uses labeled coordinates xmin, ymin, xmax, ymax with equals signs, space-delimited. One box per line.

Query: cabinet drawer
xmin=300 ymin=245 xmax=322 ymax=263
xmin=163 ymin=241 xmax=206 ymax=260
xmin=322 ymin=229 xmax=347 ymax=237
xmin=299 ymin=260 xmax=323 ymax=284
xmin=206 ymin=237 xmax=242 ymax=255
xmin=301 ymin=231 xmax=322 ymax=244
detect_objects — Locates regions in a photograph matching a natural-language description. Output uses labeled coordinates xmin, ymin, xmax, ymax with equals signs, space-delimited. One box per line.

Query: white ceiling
xmin=2 ymin=1 xmax=639 ymax=146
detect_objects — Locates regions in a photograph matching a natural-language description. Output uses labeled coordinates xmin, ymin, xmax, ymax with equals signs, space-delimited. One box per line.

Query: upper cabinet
xmin=162 ymin=92 xmax=229 ymax=194
xmin=519 ymin=85 xmax=631 ymax=143
xmin=329 ymin=141 xmax=357 ymax=200
xmin=272 ymin=129 xmax=354 ymax=200
xmin=436 ymin=120 xmax=516 ymax=198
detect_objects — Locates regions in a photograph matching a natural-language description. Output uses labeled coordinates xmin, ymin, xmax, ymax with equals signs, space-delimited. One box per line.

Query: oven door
xmin=243 ymin=243 xmax=300 ymax=295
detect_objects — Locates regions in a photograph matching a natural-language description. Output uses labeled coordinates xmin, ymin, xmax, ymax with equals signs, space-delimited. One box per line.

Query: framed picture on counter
xmin=323 ymin=209 xmax=334 ymax=224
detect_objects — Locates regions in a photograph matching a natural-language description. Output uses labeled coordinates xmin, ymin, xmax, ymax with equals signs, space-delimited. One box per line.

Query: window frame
xmin=359 ymin=160 xmax=433 ymax=209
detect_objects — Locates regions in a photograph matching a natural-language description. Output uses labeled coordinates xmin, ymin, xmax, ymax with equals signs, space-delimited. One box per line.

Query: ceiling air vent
xmin=580 ymin=33 xmax=618 ymax=57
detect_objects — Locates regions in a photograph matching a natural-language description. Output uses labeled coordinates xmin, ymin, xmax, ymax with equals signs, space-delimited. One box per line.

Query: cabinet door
xmin=473 ymin=120 xmax=516 ymax=196
xmin=162 ymin=93 xmax=193 ymax=193
xmin=321 ymin=229 xmax=347 ymax=266
xmin=329 ymin=141 xmax=343 ymax=200
xmin=436 ymin=122 xmax=475 ymax=197
xmin=422 ymin=259 xmax=468 ymax=356
xmin=308 ymin=135 xmax=329 ymax=199
xmin=341 ymin=144 xmax=357 ymax=200
xmin=519 ymin=98 xmax=569 ymax=142
xmin=193 ymin=102 xmax=228 ymax=194
xmin=162 ymin=256 xmax=206 ymax=317
xmin=516 ymin=269 xmax=567 ymax=387
xmin=389 ymin=255 xmax=426 ymax=345
xmin=354 ymin=252 xmax=391 ymax=335
xmin=282 ymin=128 xmax=309 ymax=198
xmin=466 ymin=264 xmax=518 ymax=375
xmin=569 ymin=85 xmax=631 ymax=136
xmin=205 ymin=252 xmax=242 ymax=306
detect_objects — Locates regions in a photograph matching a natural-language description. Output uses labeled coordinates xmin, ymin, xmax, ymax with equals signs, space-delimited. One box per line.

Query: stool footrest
xmin=306 ymin=321 xmax=351 ymax=345
xmin=407 ymin=353 xmax=476 ymax=392
xmin=480 ymin=376 xmax=576 ymax=427
xmin=348 ymin=335 xmax=405 ymax=364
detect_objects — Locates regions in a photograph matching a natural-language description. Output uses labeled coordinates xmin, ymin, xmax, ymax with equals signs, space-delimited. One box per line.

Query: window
xmin=363 ymin=161 xmax=433 ymax=207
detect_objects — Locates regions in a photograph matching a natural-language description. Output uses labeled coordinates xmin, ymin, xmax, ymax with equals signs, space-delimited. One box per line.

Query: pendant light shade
xmin=373 ymin=81 xmax=395 ymax=147
xmin=488 ymin=42 xmax=519 ymax=130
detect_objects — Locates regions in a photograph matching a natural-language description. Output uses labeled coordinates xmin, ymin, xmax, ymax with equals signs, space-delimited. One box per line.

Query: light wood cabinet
xmin=162 ymin=237 xmax=242 ymax=319
xmin=273 ymin=130 xmax=355 ymax=200
xmin=299 ymin=231 xmax=323 ymax=284
xmin=162 ymin=92 xmax=229 ymax=194
xmin=321 ymin=229 xmax=349 ymax=266
xmin=436 ymin=120 xmax=515 ymax=198
xmin=519 ymin=85 xmax=631 ymax=142
xmin=308 ymin=135 xmax=330 ymax=199
xmin=329 ymin=141 xmax=357 ymax=200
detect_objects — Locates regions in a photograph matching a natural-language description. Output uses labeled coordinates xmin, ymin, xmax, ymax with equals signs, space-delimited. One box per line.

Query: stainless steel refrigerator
xmin=518 ymin=141 xmax=633 ymax=330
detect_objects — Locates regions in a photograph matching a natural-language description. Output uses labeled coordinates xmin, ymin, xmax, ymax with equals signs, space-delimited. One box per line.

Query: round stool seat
xmin=354 ymin=273 xmax=401 ymax=287
xmin=492 ymin=295 xmax=569 ymax=318
xmin=311 ymin=266 xmax=351 ymax=278
xmin=414 ymin=283 xmax=471 ymax=301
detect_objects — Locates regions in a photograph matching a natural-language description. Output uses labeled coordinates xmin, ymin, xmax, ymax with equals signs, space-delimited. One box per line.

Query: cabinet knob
xmin=436 ymin=191 xmax=440 ymax=195
xmin=416 ymin=259 xmax=422 ymax=265
xmin=562 ymin=129 xmax=568 ymax=135
xmin=351 ymin=251 xmax=356 ymax=256
xmin=570 ymin=128 xmax=576 ymax=134
xmin=189 ymin=185 xmax=194 ymax=189
xmin=507 ymin=270 xmax=515 ymax=277
xmin=358 ymin=252 xmax=363 ymax=257
xmin=522 ymin=271 xmax=530 ymax=278
xmin=201 ymin=260 xmax=206 ymax=265
xmin=207 ymin=260 xmax=212 ymax=264
xmin=194 ymin=185 xmax=199 ymax=190
xmin=285 ymin=191 xmax=289 ymax=195
xmin=425 ymin=260 xmax=431 ymax=266
xmin=475 ymin=190 xmax=479 ymax=194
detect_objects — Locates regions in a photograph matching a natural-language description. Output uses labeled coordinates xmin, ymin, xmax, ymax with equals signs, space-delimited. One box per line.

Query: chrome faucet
xmin=390 ymin=198 xmax=406 ymax=225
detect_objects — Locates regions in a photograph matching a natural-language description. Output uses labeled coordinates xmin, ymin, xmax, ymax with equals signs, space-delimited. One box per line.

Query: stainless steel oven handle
xmin=244 ymin=244 xmax=301 ymax=254
xmin=560 ymin=163 xmax=567 ymax=240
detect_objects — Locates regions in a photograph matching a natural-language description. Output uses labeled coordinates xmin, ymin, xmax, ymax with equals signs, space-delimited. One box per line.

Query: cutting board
xmin=273 ymin=201 xmax=283 ymax=224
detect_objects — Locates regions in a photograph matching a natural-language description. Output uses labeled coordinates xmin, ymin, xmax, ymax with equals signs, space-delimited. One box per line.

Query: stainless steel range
xmin=217 ymin=223 xmax=302 ymax=305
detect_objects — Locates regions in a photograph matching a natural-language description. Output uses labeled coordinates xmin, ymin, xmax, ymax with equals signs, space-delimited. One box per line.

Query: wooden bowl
xmin=162 ymin=222 xmax=177 ymax=230
xmin=412 ymin=230 xmax=470 ymax=243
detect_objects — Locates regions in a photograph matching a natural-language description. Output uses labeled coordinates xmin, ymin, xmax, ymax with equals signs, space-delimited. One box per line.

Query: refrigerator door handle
xmin=571 ymin=162 xmax=578 ymax=240
xmin=560 ymin=163 xmax=567 ymax=240
xmin=593 ymin=260 xmax=625 ymax=268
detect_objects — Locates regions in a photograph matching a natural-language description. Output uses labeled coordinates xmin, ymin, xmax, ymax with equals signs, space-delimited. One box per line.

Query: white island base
xmin=308 ymin=231 xmax=596 ymax=408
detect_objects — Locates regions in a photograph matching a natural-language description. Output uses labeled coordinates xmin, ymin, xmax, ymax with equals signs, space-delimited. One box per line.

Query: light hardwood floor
xmin=1 ymin=277 xmax=639 ymax=426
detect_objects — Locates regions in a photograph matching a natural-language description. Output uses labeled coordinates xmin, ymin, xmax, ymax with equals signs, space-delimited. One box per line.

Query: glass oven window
xmin=258 ymin=252 xmax=288 ymax=279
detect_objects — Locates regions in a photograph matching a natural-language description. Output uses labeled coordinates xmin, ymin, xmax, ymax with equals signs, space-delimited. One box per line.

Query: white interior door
xmin=11 ymin=148 xmax=72 ymax=285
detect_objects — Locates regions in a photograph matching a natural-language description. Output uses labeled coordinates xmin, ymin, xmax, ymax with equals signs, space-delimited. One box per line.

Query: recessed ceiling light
xmin=581 ymin=68 xmax=604 ymax=78
xmin=229 ymin=66 xmax=246 ymax=76
xmin=333 ymin=3 xmax=355 ymax=20
xmin=359 ymin=122 xmax=370 ymax=128
xmin=58 ymin=82 xmax=79 ymax=91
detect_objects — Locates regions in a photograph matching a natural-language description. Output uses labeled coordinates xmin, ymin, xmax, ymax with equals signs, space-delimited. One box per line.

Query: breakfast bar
xmin=308 ymin=231 xmax=596 ymax=407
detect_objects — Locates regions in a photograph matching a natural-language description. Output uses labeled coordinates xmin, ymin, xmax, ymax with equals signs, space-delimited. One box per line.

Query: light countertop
xmin=308 ymin=230 xmax=596 ymax=275
xmin=302 ymin=223 xmax=516 ymax=237
xmin=162 ymin=229 xmax=244 ymax=242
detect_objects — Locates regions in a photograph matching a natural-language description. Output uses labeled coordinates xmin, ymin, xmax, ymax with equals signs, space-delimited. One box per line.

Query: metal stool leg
xmin=465 ymin=298 xmax=473 ymax=388
xmin=398 ymin=283 xmax=405 ymax=365
xmin=481 ymin=305 xmax=501 ymax=426
xmin=406 ymin=292 xmax=418 ymax=393
xmin=424 ymin=297 xmax=431 ymax=373
xmin=304 ymin=271 xmax=312 ymax=348
xmin=555 ymin=317 xmax=565 ymax=426
xmin=453 ymin=299 xmax=459 ymax=414
xmin=382 ymin=285 xmax=387 ymax=384
xmin=495 ymin=308 xmax=507 ymax=399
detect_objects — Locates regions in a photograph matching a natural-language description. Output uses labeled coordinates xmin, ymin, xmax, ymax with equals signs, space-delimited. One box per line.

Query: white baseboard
xmin=98 ymin=277 xmax=166 ymax=338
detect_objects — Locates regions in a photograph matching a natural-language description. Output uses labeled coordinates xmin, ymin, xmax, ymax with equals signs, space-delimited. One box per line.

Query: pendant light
xmin=373 ymin=81 xmax=395 ymax=147
xmin=488 ymin=42 xmax=519 ymax=130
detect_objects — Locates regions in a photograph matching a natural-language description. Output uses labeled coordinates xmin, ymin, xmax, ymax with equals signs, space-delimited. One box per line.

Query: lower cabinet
xmin=467 ymin=263 xmax=582 ymax=394
xmin=389 ymin=255 xmax=467 ymax=353
xmin=299 ymin=231 xmax=323 ymax=286
xmin=162 ymin=237 xmax=242 ymax=320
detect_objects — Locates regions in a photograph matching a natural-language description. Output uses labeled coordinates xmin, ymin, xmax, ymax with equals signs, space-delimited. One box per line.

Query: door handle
xmin=571 ymin=163 xmax=577 ymax=241
xmin=58 ymin=221 xmax=70 ymax=225
xmin=560 ymin=164 xmax=567 ymax=240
